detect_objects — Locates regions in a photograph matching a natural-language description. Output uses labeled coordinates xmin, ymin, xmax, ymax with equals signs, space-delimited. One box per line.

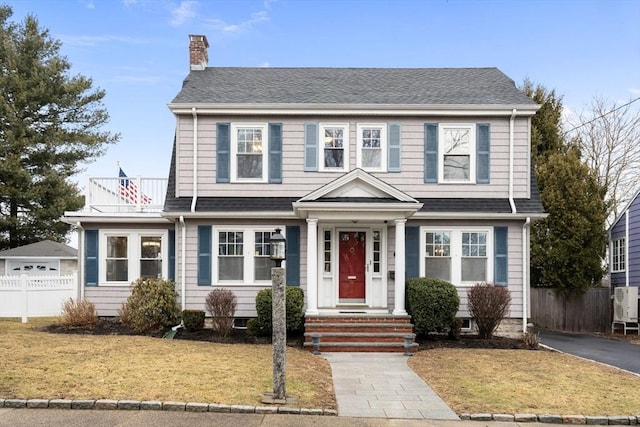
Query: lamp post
xmin=269 ymin=228 xmax=287 ymax=401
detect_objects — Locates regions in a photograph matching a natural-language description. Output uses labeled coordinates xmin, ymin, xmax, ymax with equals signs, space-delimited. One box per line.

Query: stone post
xmin=271 ymin=266 xmax=286 ymax=400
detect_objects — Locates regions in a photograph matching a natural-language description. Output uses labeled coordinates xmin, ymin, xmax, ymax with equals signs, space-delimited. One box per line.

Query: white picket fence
xmin=0 ymin=273 xmax=78 ymax=322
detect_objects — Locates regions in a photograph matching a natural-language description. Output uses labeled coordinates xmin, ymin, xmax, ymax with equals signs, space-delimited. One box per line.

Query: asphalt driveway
xmin=538 ymin=329 xmax=640 ymax=375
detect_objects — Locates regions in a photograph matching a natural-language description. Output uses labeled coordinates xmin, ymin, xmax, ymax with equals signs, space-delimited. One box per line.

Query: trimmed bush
xmin=467 ymin=282 xmax=511 ymax=339
xmin=250 ymin=286 xmax=304 ymax=336
xmin=120 ymin=278 xmax=180 ymax=334
xmin=59 ymin=298 xmax=98 ymax=328
xmin=205 ymin=289 xmax=237 ymax=337
xmin=406 ymin=277 xmax=460 ymax=337
xmin=182 ymin=309 xmax=205 ymax=332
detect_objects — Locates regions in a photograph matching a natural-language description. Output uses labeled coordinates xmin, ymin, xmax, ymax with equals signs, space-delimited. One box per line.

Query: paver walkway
xmin=323 ymin=353 xmax=460 ymax=420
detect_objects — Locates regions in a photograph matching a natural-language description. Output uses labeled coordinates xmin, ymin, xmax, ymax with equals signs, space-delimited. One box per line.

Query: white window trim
xmin=319 ymin=123 xmax=350 ymax=172
xmin=611 ymin=238 xmax=626 ymax=273
xmin=99 ymin=229 xmax=168 ymax=286
xmin=438 ymin=123 xmax=476 ymax=184
xmin=356 ymin=123 xmax=387 ymax=172
xmin=230 ymin=123 xmax=269 ymax=183
xmin=419 ymin=226 xmax=493 ymax=286
xmin=213 ymin=226 xmax=285 ymax=286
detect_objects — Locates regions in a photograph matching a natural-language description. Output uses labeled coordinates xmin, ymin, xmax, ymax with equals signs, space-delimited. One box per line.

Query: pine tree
xmin=0 ymin=6 xmax=119 ymax=249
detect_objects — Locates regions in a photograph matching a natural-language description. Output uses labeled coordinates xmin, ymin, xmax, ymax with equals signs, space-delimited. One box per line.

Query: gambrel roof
xmin=171 ymin=67 xmax=538 ymax=107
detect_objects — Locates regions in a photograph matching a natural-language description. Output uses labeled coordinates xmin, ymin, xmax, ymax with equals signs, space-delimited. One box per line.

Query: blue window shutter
xmin=477 ymin=123 xmax=490 ymax=184
xmin=85 ymin=229 xmax=99 ymax=287
xmin=388 ymin=123 xmax=401 ymax=172
xmin=424 ymin=123 xmax=438 ymax=183
xmin=197 ymin=225 xmax=211 ymax=286
xmin=269 ymin=123 xmax=283 ymax=183
xmin=405 ymin=226 xmax=420 ymax=279
xmin=216 ymin=123 xmax=230 ymax=183
xmin=304 ymin=123 xmax=318 ymax=172
xmin=494 ymin=226 xmax=508 ymax=286
xmin=286 ymin=226 xmax=300 ymax=286
xmin=168 ymin=229 xmax=175 ymax=282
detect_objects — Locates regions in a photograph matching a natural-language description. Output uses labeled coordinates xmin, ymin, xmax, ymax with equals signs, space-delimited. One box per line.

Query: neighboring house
xmin=609 ymin=187 xmax=640 ymax=290
xmin=0 ymin=240 xmax=77 ymax=276
xmin=609 ymin=186 xmax=640 ymax=332
xmin=64 ymin=35 xmax=545 ymax=349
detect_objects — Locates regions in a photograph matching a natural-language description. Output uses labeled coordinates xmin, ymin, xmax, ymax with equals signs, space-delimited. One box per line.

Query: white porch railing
xmin=0 ymin=273 xmax=78 ymax=322
xmin=83 ymin=177 xmax=168 ymax=213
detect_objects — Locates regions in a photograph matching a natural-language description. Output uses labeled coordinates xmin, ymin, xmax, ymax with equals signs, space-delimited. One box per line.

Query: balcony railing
xmin=83 ymin=176 xmax=168 ymax=213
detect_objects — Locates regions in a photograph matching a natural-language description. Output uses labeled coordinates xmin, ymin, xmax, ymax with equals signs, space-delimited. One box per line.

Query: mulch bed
xmin=43 ymin=318 xmax=530 ymax=350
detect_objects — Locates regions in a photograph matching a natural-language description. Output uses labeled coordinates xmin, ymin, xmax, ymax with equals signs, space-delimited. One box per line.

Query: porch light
xmin=270 ymin=228 xmax=286 ymax=267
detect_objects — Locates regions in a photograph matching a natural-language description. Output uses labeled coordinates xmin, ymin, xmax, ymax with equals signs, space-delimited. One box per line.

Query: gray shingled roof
xmin=171 ymin=67 xmax=538 ymax=106
xmin=0 ymin=240 xmax=77 ymax=258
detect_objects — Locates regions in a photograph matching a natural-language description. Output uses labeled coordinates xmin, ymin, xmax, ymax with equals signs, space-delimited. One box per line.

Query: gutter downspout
xmin=76 ymin=222 xmax=84 ymax=300
xmin=190 ymin=107 xmax=198 ymax=213
xmin=522 ymin=217 xmax=531 ymax=333
xmin=509 ymin=109 xmax=517 ymax=214
xmin=625 ymin=212 xmax=630 ymax=287
xmin=180 ymin=216 xmax=187 ymax=309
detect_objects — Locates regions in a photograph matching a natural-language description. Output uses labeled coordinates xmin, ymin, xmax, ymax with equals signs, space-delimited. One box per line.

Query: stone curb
xmin=0 ymin=398 xmax=336 ymax=416
xmin=460 ymin=413 xmax=639 ymax=425
xmin=1 ymin=398 xmax=637 ymax=423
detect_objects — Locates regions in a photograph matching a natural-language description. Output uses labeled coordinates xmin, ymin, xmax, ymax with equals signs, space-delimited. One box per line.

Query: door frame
xmin=337 ymin=230 xmax=367 ymax=303
xmin=316 ymin=224 xmax=389 ymax=311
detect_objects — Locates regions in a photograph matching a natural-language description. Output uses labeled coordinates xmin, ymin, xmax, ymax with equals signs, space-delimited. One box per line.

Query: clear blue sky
xmin=7 ymin=0 xmax=640 ymax=181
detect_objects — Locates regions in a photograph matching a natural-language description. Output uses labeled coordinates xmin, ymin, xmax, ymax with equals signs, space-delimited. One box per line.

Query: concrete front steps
xmin=303 ymin=314 xmax=417 ymax=353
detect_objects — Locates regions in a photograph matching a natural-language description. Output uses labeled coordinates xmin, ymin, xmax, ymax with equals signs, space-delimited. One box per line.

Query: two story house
xmin=65 ymin=35 xmax=544 ymax=350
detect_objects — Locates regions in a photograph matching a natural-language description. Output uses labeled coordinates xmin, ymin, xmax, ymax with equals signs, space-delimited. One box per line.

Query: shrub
xmin=120 ymin=278 xmax=180 ymax=334
xmin=182 ymin=309 xmax=205 ymax=332
xmin=59 ymin=298 xmax=98 ymax=328
xmin=522 ymin=330 xmax=540 ymax=349
xmin=406 ymin=277 xmax=460 ymax=337
xmin=250 ymin=286 xmax=304 ymax=336
xmin=205 ymin=289 xmax=237 ymax=337
xmin=467 ymin=282 xmax=511 ymax=339
xmin=448 ymin=317 xmax=463 ymax=340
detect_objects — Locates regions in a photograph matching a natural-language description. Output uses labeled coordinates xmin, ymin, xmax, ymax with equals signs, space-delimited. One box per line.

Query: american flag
xmin=119 ymin=168 xmax=151 ymax=205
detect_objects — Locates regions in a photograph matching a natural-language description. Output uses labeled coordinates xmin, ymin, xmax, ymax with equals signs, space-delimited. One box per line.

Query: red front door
xmin=339 ymin=231 xmax=366 ymax=300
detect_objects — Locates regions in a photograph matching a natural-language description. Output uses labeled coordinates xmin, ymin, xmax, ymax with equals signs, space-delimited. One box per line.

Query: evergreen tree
xmin=531 ymin=148 xmax=607 ymax=296
xmin=0 ymin=6 xmax=119 ymax=249
xmin=523 ymin=81 xmax=608 ymax=296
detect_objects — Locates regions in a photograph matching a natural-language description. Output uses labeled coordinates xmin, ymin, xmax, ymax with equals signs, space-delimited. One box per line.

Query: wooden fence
xmin=530 ymin=287 xmax=611 ymax=333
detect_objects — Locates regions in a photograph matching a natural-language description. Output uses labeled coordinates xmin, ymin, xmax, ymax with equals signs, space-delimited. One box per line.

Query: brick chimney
xmin=189 ymin=35 xmax=209 ymax=71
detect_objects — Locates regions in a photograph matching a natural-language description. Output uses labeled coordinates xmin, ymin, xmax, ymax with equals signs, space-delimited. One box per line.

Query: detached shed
xmin=0 ymin=240 xmax=78 ymax=276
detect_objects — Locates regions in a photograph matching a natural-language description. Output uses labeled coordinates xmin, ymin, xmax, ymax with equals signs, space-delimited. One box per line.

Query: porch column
xmin=305 ymin=218 xmax=319 ymax=315
xmin=393 ymin=219 xmax=407 ymax=316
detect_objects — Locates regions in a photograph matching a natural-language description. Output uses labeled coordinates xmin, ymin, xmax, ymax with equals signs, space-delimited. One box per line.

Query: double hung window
xmin=440 ymin=124 xmax=476 ymax=182
xmin=319 ymin=124 xmax=349 ymax=171
xmin=356 ymin=124 xmax=387 ymax=171
xmin=611 ymin=238 xmax=626 ymax=272
xmin=214 ymin=227 xmax=282 ymax=284
xmin=421 ymin=228 xmax=492 ymax=285
xmin=231 ymin=124 xmax=268 ymax=182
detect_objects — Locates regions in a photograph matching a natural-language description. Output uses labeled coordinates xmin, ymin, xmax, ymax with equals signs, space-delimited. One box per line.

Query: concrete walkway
xmin=323 ymin=353 xmax=459 ymax=420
